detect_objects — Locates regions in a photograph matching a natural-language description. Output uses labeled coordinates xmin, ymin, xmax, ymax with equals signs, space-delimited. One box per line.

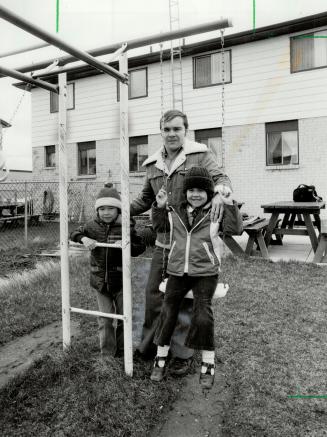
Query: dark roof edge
xmin=13 ymin=11 xmax=327 ymax=89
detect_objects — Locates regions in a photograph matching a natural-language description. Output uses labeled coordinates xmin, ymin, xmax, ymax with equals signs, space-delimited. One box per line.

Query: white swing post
xmin=58 ymin=73 xmax=71 ymax=348
xmin=119 ymin=51 xmax=133 ymax=376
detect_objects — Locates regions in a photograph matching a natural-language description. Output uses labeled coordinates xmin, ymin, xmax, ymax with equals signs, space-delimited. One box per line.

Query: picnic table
xmin=0 ymin=201 xmax=39 ymax=226
xmin=223 ymin=218 xmax=270 ymax=259
xmin=261 ymin=201 xmax=326 ymax=252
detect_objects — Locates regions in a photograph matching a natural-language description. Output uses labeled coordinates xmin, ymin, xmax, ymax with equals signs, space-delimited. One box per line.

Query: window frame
xmin=77 ymin=141 xmax=96 ymax=176
xmin=265 ymin=120 xmax=299 ymax=167
xmin=193 ymin=50 xmax=232 ymax=89
xmin=50 ymin=82 xmax=75 ymax=113
xmin=129 ymin=135 xmax=148 ymax=173
xmin=117 ymin=67 xmax=148 ymax=101
xmin=44 ymin=144 xmax=56 ymax=168
xmin=290 ymin=29 xmax=327 ymax=73
xmin=195 ymin=128 xmax=223 ymax=166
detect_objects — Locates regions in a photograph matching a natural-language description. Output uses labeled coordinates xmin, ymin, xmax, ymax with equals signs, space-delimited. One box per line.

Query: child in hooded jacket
xmin=70 ymin=183 xmax=145 ymax=357
xmin=150 ymin=167 xmax=242 ymax=388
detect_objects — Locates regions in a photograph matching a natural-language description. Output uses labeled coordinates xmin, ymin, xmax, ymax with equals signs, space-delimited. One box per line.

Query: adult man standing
xmin=131 ymin=110 xmax=232 ymax=375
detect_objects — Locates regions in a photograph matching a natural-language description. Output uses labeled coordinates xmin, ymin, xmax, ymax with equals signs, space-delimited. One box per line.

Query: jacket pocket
xmin=168 ymin=240 xmax=176 ymax=262
xmin=203 ymin=242 xmax=215 ymax=265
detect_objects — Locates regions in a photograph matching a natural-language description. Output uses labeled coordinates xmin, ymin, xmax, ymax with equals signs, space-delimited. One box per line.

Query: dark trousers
xmin=154 ymin=274 xmax=218 ymax=351
xmin=137 ymin=246 xmax=194 ymax=359
xmin=96 ymin=282 xmax=124 ymax=356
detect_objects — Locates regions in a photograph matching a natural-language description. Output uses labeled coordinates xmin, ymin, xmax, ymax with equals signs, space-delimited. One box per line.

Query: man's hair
xmin=160 ymin=110 xmax=189 ymax=130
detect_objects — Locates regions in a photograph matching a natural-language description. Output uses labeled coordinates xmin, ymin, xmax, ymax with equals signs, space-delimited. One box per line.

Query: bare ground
xmin=0 ymin=321 xmax=80 ymax=390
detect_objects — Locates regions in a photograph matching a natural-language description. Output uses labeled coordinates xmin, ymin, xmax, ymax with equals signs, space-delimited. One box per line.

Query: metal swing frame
xmin=0 ymin=3 xmax=232 ymax=376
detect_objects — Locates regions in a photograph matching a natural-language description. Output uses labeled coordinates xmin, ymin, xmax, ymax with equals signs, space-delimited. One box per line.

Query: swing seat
xmin=159 ymin=278 xmax=229 ymax=298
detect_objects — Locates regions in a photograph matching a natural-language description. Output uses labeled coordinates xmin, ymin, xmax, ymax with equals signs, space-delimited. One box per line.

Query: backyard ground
xmin=1 ymin=250 xmax=327 ymax=435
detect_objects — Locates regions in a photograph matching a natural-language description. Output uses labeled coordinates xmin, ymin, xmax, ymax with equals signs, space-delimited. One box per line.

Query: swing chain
xmin=160 ymin=151 xmax=169 ymax=282
xmin=220 ymin=28 xmax=225 ymax=169
xmin=220 ymin=28 xmax=227 ymax=257
xmin=0 ymin=83 xmax=30 ymax=150
xmin=159 ymin=42 xmax=165 ymax=117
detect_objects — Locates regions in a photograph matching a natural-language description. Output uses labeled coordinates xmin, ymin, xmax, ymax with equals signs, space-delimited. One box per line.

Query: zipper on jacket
xmin=173 ymin=208 xmax=210 ymax=273
xmin=105 ymin=224 xmax=110 ymax=283
xmin=203 ymin=242 xmax=215 ymax=265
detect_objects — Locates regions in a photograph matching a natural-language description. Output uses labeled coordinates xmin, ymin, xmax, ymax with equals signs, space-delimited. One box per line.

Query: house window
xmin=50 ymin=83 xmax=75 ymax=113
xmin=291 ymin=30 xmax=327 ymax=72
xmin=193 ymin=51 xmax=231 ymax=88
xmin=195 ymin=128 xmax=223 ymax=166
xmin=117 ymin=68 xmax=148 ymax=100
xmin=78 ymin=141 xmax=96 ymax=175
xmin=45 ymin=145 xmax=56 ymax=168
xmin=129 ymin=136 xmax=148 ymax=172
xmin=266 ymin=121 xmax=299 ymax=166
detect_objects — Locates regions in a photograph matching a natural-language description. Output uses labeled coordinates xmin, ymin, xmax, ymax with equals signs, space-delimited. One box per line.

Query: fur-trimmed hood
xmin=142 ymin=138 xmax=208 ymax=167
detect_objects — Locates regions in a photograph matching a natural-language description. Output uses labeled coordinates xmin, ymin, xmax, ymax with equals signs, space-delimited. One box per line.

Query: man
xmin=130 ymin=109 xmax=232 ymax=375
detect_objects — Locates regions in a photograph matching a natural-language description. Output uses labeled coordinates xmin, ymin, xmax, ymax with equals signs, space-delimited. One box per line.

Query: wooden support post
xmin=119 ymin=53 xmax=133 ymax=377
xmin=58 ymin=73 xmax=71 ymax=349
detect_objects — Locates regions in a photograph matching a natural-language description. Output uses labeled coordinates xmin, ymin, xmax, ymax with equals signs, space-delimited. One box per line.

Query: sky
xmin=0 ymin=0 xmax=327 ymax=171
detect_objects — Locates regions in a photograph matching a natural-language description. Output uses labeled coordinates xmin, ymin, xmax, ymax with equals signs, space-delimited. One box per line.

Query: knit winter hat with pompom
xmin=95 ymin=183 xmax=121 ymax=211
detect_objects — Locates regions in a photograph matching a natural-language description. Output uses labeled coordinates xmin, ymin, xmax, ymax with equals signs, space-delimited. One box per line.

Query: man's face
xmin=161 ymin=116 xmax=187 ymax=153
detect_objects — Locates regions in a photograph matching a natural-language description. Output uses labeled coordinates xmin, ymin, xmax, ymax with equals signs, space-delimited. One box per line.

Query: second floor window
xmin=266 ymin=120 xmax=299 ymax=166
xmin=195 ymin=128 xmax=223 ymax=166
xmin=50 ymin=83 xmax=75 ymax=113
xmin=129 ymin=136 xmax=148 ymax=172
xmin=78 ymin=141 xmax=96 ymax=175
xmin=45 ymin=145 xmax=56 ymax=168
xmin=193 ymin=51 xmax=231 ymax=88
xmin=117 ymin=68 xmax=148 ymax=100
xmin=291 ymin=30 xmax=327 ymax=73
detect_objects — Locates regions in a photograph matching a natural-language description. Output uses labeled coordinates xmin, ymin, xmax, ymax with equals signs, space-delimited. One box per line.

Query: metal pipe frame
xmin=0 ymin=42 xmax=49 ymax=59
xmin=2 ymin=16 xmax=232 ymax=77
xmin=0 ymin=64 xmax=58 ymax=93
xmin=0 ymin=4 xmax=128 ymax=83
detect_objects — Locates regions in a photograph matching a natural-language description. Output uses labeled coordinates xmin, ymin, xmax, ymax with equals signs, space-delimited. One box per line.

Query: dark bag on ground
xmin=293 ymin=184 xmax=322 ymax=202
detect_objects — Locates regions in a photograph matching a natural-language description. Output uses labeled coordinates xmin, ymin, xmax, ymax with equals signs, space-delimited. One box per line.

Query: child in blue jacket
xmin=150 ymin=167 xmax=242 ymax=388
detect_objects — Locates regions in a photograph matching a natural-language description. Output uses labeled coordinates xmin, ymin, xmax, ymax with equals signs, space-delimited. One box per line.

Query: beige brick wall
xmin=32 ymin=118 xmax=327 ymax=219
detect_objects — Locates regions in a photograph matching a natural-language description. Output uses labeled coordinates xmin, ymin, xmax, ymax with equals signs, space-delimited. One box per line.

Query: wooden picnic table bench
xmin=223 ymin=218 xmax=269 ymax=259
xmin=313 ymin=220 xmax=327 ymax=263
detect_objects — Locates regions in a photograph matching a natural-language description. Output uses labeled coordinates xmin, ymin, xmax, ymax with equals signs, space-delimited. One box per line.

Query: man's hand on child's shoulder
xmin=156 ymin=187 xmax=168 ymax=209
xmin=81 ymin=236 xmax=97 ymax=250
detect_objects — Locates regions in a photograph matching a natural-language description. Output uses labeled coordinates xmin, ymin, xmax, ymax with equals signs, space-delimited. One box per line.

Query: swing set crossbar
xmin=70 ymin=307 xmax=126 ymax=321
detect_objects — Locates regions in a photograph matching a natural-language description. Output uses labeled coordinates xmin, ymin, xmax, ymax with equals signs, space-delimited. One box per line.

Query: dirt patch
xmin=149 ymin=362 xmax=231 ymax=437
xmin=0 ymin=321 xmax=79 ymax=390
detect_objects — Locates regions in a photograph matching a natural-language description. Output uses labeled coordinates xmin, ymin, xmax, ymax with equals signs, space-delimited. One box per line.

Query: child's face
xmin=98 ymin=206 xmax=119 ymax=223
xmin=186 ymin=188 xmax=208 ymax=208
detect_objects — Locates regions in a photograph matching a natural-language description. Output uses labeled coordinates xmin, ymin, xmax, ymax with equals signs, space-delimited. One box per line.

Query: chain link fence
xmin=0 ymin=180 xmax=148 ymax=250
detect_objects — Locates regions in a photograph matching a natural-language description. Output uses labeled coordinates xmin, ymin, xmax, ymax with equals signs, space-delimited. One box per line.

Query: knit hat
xmin=183 ymin=166 xmax=214 ymax=197
xmin=95 ymin=183 xmax=121 ymax=211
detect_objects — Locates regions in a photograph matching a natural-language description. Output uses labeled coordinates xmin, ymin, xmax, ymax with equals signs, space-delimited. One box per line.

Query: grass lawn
xmin=1 ymin=255 xmax=327 ymax=435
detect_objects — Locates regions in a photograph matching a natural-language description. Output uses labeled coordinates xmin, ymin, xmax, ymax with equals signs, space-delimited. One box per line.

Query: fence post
xmin=58 ymin=72 xmax=71 ymax=349
xmin=24 ymin=181 xmax=28 ymax=246
xmin=119 ymin=52 xmax=133 ymax=377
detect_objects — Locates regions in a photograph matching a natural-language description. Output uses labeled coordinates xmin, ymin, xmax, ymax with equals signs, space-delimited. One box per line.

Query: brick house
xmin=22 ymin=12 xmax=327 ymax=217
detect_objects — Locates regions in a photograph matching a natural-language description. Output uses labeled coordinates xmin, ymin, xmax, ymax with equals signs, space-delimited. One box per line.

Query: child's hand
xmin=81 ymin=236 xmax=97 ymax=250
xmin=156 ymin=187 xmax=168 ymax=208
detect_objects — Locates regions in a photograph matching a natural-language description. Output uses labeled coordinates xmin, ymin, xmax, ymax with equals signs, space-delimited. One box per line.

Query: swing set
xmin=0 ymin=3 xmax=232 ymax=376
